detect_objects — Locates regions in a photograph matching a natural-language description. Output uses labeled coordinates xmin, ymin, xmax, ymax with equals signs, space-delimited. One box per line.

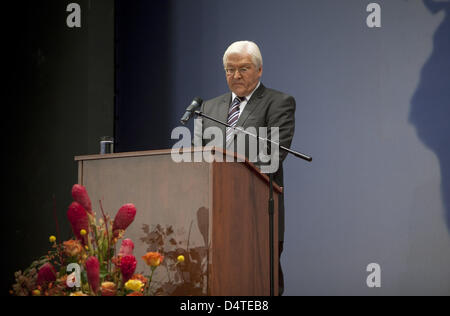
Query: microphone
xmin=180 ymin=97 xmax=203 ymax=124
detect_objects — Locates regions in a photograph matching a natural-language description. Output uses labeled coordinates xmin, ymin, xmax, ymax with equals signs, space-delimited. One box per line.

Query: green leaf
xmin=99 ymin=265 xmax=109 ymax=280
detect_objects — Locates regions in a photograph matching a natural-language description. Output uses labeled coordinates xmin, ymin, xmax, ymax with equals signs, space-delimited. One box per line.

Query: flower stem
xmin=146 ymin=268 xmax=156 ymax=296
xmin=99 ymin=200 xmax=111 ymax=273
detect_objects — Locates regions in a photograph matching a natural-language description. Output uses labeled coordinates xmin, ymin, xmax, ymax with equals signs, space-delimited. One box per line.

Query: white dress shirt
xmin=231 ymin=81 xmax=261 ymax=116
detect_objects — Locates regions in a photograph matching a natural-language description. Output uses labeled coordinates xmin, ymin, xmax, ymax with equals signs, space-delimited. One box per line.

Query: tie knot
xmin=234 ymin=96 xmax=245 ymax=104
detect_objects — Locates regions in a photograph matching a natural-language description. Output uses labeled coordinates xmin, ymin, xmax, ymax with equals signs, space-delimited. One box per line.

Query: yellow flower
xmin=177 ymin=255 xmax=185 ymax=263
xmin=70 ymin=291 xmax=88 ymax=296
xmin=80 ymin=229 xmax=87 ymax=236
xmin=32 ymin=289 xmax=41 ymax=296
xmin=124 ymin=279 xmax=144 ymax=292
xmin=49 ymin=236 xmax=56 ymax=243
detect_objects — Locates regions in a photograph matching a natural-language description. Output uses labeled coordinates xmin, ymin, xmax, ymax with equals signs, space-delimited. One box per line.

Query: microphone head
xmin=192 ymin=96 xmax=203 ymax=106
xmin=180 ymin=97 xmax=203 ymax=124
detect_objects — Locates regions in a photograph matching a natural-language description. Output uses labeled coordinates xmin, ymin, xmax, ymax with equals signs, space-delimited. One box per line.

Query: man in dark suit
xmin=194 ymin=41 xmax=296 ymax=295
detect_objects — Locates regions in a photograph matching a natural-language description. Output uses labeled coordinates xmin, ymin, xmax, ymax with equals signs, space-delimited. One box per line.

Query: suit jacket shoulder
xmin=203 ymin=92 xmax=230 ymax=108
xmin=257 ymin=85 xmax=295 ymax=104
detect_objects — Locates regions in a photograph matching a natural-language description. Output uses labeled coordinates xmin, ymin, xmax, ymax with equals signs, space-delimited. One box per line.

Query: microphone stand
xmin=194 ymin=110 xmax=312 ymax=296
xmin=194 ymin=111 xmax=312 ymax=162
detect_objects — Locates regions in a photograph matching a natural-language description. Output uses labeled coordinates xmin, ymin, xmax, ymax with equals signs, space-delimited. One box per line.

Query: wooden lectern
xmin=75 ymin=148 xmax=280 ymax=296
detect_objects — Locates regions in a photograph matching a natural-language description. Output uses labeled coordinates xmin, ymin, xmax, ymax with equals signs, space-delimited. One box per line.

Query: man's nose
xmin=233 ymin=71 xmax=242 ymax=79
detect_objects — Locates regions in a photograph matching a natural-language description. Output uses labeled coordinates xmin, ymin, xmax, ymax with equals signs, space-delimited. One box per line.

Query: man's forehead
xmin=225 ymin=53 xmax=253 ymax=65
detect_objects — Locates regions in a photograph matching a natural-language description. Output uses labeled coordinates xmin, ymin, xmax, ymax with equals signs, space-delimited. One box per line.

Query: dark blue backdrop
xmin=116 ymin=0 xmax=450 ymax=295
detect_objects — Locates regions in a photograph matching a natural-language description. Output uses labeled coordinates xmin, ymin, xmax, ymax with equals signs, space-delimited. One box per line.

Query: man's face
xmin=225 ymin=53 xmax=262 ymax=97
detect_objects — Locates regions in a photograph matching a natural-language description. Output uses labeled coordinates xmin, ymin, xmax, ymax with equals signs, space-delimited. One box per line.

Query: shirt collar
xmin=232 ymin=81 xmax=261 ymax=103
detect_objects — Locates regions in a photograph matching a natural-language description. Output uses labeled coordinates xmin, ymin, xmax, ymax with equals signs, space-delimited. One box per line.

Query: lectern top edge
xmin=75 ymin=147 xmax=282 ymax=194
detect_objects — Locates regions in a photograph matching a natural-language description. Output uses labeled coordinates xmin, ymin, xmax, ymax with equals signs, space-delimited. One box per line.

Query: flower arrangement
xmin=10 ymin=184 xmax=180 ymax=296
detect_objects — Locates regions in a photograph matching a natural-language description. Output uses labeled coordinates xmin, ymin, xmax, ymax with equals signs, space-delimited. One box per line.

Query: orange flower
xmin=58 ymin=275 xmax=71 ymax=289
xmin=126 ymin=292 xmax=143 ymax=296
xmin=131 ymin=274 xmax=148 ymax=285
xmin=111 ymin=256 xmax=121 ymax=267
xmin=101 ymin=282 xmax=117 ymax=296
xmin=142 ymin=252 xmax=164 ymax=267
xmin=63 ymin=240 xmax=83 ymax=257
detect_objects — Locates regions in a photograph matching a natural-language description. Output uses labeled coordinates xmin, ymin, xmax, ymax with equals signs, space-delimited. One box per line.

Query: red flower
xmin=120 ymin=255 xmax=137 ymax=283
xmin=71 ymin=184 xmax=93 ymax=214
xmin=85 ymin=256 xmax=100 ymax=293
xmin=112 ymin=204 xmax=136 ymax=236
xmin=36 ymin=263 xmax=56 ymax=286
xmin=67 ymin=202 xmax=90 ymax=244
xmin=118 ymin=239 xmax=134 ymax=257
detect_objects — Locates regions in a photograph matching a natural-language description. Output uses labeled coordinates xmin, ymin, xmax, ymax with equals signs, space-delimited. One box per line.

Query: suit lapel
xmin=236 ymin=83 xmax=266 ymax=127
xmin=217 ymin=93 xmax=231 ymax=136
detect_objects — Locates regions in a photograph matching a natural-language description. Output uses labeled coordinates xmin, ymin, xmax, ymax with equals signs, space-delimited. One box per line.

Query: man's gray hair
xmin=223 ymin=41 xmax=263 ymax=69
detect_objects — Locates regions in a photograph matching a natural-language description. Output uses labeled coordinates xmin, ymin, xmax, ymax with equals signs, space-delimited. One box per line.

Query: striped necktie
xmin=226 ymin=96 xmax=245 ymax=143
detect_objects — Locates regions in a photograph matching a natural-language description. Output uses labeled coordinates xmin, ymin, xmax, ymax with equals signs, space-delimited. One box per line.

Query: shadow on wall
xmin=410 ymin=0 xmax=450 ymax=231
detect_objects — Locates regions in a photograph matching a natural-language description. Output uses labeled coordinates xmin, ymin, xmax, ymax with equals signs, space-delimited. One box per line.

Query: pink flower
xmin=71 ymin=184 xmax=93 ymax=214
xmin=112 ymin=204 xmax=136 ymax=236
xmin=36 ymin=263 xmax=56 ymax=286
xmin=67 ymin=202 xmax=89 ymax=244
xmin=85 ymin=256 xmax=100 ymax=293
xmin=118 ymin=239 xmax=134 ymax=257
xmin=120 ymin=255 xmax=137 ymax=283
